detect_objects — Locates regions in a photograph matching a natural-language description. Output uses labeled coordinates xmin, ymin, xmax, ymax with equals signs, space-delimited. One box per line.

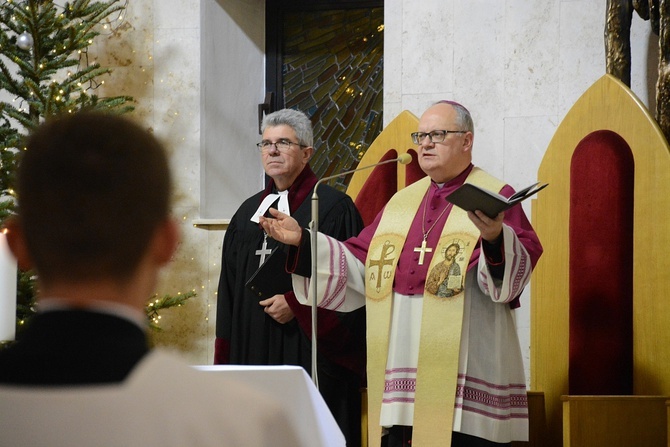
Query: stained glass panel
xmin=282 ymin=7 xmax=384 ymax=191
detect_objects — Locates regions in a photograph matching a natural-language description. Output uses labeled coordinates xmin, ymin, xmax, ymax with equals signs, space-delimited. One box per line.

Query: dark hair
xmin=17 ymin=112 xmax=172 ymax=284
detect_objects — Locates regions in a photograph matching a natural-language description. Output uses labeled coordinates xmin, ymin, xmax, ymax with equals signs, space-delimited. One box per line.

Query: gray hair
xmin=261 ymin=108 xmax=314 ymax=147
xmin=434 ymin=100 xmax=474 ymax=135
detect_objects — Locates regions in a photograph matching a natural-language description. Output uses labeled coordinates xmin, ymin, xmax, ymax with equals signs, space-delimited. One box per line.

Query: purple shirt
xmin=344 ymin=164 xmax=542 ymax=301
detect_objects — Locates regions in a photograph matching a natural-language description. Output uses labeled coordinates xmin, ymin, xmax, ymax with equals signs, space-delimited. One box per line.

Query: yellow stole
xmin=365 ymin=168 xmax=504 ymax=446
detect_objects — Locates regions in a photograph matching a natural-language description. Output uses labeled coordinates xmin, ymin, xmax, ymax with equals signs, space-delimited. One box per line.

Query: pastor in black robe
xmin=215 ymin=165 xmax=366 ymax=446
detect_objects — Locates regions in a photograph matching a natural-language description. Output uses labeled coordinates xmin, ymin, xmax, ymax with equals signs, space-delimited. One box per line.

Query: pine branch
xmin=0 ymin=65 xmax=23 ymax=97
xmin=6 ymin=288 xmax=199 ymax=338
xmin=145 ymin=291 xmax=198 ymax=331
xmin=0 ymin=0 xmax=133 ymax=132
xmin=0 ymin=0 xmax=141 ymax=338
xmin=0 ymin=1 xmax=184 ymax=343
xmin=0 ymin=200 xmax=15 ymax=223
xmin=1 ymin=100 xmax=35 ymax=132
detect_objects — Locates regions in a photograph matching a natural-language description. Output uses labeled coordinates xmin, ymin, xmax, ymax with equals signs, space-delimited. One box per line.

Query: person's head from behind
xmin=7 ymin=112 xmax=178 ymax=303
xmin=258 ymin=108 xmax=314 ymax=190
xmin=414 ymin=100 xmax=475 ymax=184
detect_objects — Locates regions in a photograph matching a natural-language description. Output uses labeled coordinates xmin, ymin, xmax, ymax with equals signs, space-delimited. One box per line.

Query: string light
xmin=7 ymin=1 xmax=214 ymax=345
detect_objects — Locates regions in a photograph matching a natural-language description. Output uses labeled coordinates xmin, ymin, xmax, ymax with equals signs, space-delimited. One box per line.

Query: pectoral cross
xmin=414 ymin=237 xmax=433 ymax=265
xmin=255 ymin=234 xmax=272 ymax=267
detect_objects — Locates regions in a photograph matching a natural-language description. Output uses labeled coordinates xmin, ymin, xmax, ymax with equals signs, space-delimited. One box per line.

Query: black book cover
xmin=446 ymin=182 xmax=548 ymax=218
xmin=245 ymin=246 xmax=293 ymax=299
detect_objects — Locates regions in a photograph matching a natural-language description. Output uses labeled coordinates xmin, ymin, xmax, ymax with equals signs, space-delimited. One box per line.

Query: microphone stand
xmin=309 ymin=155 xmax=410 ymax=386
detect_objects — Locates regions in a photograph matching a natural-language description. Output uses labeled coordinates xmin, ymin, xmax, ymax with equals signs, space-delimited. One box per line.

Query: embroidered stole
xmin=365 ymin=168 xmax=504 ymax=446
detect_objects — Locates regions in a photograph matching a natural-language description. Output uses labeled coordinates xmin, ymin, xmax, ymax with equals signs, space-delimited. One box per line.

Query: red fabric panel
xmin=569 ymin=130 xmax=634 ymax=395
xmin=213 ymin=337 xmax=230 ymax=364
xmin=354 ymin=149 xmax=399 ymax=226
xmin=405 ymin=149 xmax=426 ymax=186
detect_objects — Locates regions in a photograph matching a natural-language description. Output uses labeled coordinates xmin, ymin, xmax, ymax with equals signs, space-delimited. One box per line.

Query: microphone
xmin=308 ymin=152 xmax=412 ymax=386
xmin=317 ymin=153 xmax=412 ymax=186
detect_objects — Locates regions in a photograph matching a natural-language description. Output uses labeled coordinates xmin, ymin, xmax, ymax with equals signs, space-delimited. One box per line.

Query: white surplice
xmin=292 ymin=224 xmax=531 ymax=443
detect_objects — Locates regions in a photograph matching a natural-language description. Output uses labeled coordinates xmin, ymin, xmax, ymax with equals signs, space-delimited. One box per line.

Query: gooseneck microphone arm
xmin=309 ymin=153 xmax=412 ymax=386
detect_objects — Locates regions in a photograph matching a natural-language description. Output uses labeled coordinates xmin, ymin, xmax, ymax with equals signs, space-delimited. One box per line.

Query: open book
xmin=446 ymin=181 xmax=548 ymax=218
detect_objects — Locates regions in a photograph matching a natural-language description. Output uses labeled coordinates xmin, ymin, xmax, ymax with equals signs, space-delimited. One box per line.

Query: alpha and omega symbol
xmin=368 ymin=240 xmax=396 ymax=292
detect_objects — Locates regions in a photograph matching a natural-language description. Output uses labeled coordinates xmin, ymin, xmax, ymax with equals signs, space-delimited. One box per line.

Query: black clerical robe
xmin=215 ymin=166 xmax=365 ymax=446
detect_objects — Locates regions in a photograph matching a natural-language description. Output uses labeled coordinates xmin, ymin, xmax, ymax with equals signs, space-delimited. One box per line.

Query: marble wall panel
xmin=153 ymin=28 xmax=201 ymax=207
xmin=452 ymin=1 xmax=506 ymax=177
xmin=155 ymin=0 xmax=200 ymax=30
xmin=149 ymin=15 xmax=206 ymax=363
xmin=150 ymin=207 xmax=211 ymax=364
xmin=503 ymin=1 xmax=560 ymax=118
xmin=630 ymin=15 xmax=658 ymax=112
xmin=400 ymin=0 xmax=455 ymax=96
xmin=102 ymin=65 xmax=154 ymax=124
xmin=400 ymin=93 xmax=450 ymax=119
xmin=558 ymin=0 xmax=606 ymax=118
xmin=383 ymin=0 xmax=402 ymax=110
xmin=91 ymin=0 xmax=154 ymax=122
xmin=383 ymin=101 xmax=403 ymax=126
xmin=453 ymin=1 xmax=506 ymax=99
xmin=469 ymin=114 xmax=505 ymax=180
xmin=503 ymin=115 xmax=557 ymax=188
xmin=200 ymin=0 xmax=266 ymax=219
xmin=90 ymin=1 xmax=153 ymax=71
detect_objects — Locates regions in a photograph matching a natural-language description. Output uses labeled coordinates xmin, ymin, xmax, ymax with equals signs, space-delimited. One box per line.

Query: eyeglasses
xmin=256 ymin=139 xmax=306 ymax=153
xmin=410 ymin=130 xmax=466 ymax=145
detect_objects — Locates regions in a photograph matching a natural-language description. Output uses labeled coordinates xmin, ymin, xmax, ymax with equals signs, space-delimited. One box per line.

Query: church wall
xmin=383 ymin=0 xmax=656 ymax=383
xmin=150 ymin=0 xmax=212 ymax=364
xmin=96 ymin=0 xmax=657 ymax=370
xmin=95 ymin=0 xmax=214 ymax=364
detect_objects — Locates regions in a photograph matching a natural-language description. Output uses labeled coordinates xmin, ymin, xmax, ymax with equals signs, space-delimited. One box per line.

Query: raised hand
xmin=259 ymin=208 xmax=303 ymax=246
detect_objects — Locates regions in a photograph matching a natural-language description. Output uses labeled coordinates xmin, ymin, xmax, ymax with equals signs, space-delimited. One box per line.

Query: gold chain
xmin=421 ymin=193 xmax=452 ymax=241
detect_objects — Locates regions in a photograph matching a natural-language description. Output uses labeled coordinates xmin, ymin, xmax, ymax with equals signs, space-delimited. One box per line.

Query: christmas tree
xmin=0 ymin=0 xmax=193 ymax=334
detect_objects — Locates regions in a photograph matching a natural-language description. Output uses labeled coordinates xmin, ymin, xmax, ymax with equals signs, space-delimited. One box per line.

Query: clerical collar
xmin=250 ymin=190 xmax=290 ymax=223
xmin=250 ymin=165 xmax=318 ymax=224
xmin=432 ymin=164 xmax=474 ymax=189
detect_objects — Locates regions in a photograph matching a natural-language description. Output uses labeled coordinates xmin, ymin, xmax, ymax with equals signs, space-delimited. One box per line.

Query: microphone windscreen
xmin=397 ymin=153 xmax=412 ymax=165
